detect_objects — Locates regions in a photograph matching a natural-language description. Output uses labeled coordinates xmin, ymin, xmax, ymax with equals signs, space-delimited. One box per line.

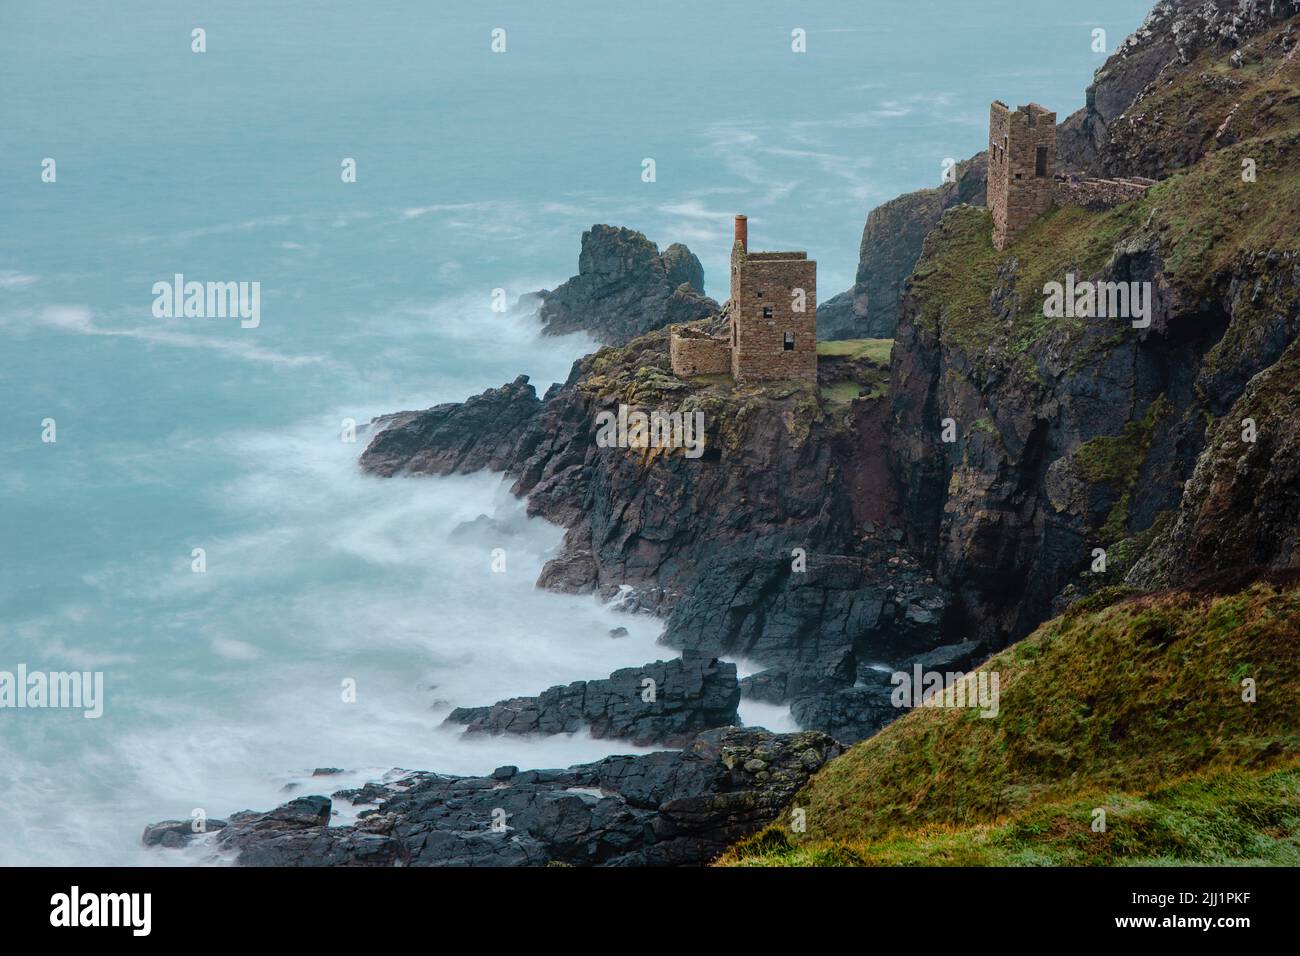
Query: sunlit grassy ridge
xmin=719 ymin=579 xmax=1300 ymax=866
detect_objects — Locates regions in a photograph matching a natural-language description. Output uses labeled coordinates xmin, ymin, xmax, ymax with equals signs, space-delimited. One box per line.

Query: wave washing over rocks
xmin=139 ymin=207 xmax=990 ymax=866
xmin=144 ymin=728 xmax=840 ymax=866
xmin=143 ymin=0 xmax=1300 ymax=867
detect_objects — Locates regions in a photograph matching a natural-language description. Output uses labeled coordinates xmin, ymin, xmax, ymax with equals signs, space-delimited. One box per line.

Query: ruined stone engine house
xmin=988 ymin=100 xmax=1156 ymax=250
xmin=670 ymin=215 xmax=817 ymax=383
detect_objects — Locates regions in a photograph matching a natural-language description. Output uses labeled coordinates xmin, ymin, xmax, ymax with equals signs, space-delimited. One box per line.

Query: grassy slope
xmin=726 ymin=765 xmax=1300 ymax=866
xmin=817 ymin=338 xmax=893 ymax=363
xmin=817 ymin=338 xmax=893 ymax=402
xmin=720 ymin=580 xmax=1300 ymax=866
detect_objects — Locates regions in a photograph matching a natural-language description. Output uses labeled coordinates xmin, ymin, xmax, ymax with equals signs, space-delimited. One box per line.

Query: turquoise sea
xmin=0 ymin=0 xmax=1150 ymax=864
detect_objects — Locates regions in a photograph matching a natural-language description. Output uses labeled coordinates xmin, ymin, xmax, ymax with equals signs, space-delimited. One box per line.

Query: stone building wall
xmin=668 ymin=217 xmax=819 ymax=385
xmin=669 ymin=328 xmax=731 ymax=377
xmin=730 ymin=252 xmax=817 ymax=383
xmin=988 ymin=101 xmax=1057 ymax=250
xmin=1054 ymin=174 xmax=1154 ymax=211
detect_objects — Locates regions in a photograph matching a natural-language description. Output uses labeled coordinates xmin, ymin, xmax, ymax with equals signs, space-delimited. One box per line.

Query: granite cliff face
xmin=830 ymin=0 xmax=1298 ymax=342
xmin=888 ymin=9 xmax=1300 ymax=646
xmin=362 ymin=327 xmax=952 ymax=724
xmin=1129 ymin=334 xmax=1300 ymax=586
xmin=531 ymin=224 xmax=717 ymax=345
xmin=820 ymin=153 xmax=988 ymax=341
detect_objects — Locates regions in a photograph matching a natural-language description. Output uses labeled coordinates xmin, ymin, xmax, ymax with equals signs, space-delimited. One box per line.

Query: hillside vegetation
xmin=908 ymin=16 xmax=1300 ymax=382
xmin=721 ymin=577 xmax=1300 ymax=866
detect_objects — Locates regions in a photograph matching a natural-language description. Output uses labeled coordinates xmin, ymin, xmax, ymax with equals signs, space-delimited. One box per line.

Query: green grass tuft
xmin=816 ymin=338 xmax=894 ymax=363
xmin=719 ymin=581 xmax=1300 ymax=867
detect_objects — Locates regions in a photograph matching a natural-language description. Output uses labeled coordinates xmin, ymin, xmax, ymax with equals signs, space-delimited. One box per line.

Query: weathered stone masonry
xmin=988 ymin=101 xmax=1058 ymax=250
xmin=989 ymin=100 xmax=1155 ymax=249
xmin=670 ymin=215 xmax=817 ymax=383
xmin=668 ymin=325 xmax=731 ymax=376
xmin=1054 ymin=172 xmax=1156 ymax=211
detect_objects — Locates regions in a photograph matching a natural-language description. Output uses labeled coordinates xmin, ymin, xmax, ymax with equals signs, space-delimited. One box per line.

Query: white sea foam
xmin=0 ymin=288 xmax=661 ymax=867
xmin=738 ymin=700 xmax=800 ymax=734
xmin=0 ymin=0 xmax=1142 ymax=866
xmin=0 ymin=414 xmax=672 ymax=865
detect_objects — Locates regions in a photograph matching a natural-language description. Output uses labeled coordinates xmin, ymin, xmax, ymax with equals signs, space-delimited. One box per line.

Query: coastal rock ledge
xmin=142 ymin=727 xmax=840 ymax=866
xmin=444 ymin=652 xmax=741 ymax=747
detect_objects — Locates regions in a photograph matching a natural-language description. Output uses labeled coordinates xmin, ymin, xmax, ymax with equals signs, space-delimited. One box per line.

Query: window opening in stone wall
xmin=783 ymin=331 xmax=794 ymax=351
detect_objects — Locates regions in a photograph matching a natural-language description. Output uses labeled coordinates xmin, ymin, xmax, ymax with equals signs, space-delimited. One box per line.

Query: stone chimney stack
xmin=734 ymin=214 xmax=748 ymax=253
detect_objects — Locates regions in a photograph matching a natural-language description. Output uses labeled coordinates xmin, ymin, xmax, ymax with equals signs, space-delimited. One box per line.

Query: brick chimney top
xmin=734 ymin=215 xmax=748 ymax=253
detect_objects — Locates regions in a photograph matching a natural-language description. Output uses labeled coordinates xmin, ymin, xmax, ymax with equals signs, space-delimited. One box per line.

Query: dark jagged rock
xmin=360 ymin=375 xmax=543 ymax=478
xmin=448 ymin=513 xmax=523 ymax=546
xmin=829 ymin=153 xmax=988 ymax=340
xmin=444 ymin=653 xmax=741 ymax=747
xmin=661 ymin=545 xmax=947 ymax=683
xmin=533 ymin=225 xmax=718 ymax=345
xmin=896 ymin=639 xmax=986 ymax=675
xmin=739 ymin=658 xmax=855 ymax=705
xmin=215 ymin=795 xmax=403 ymax=867
xmin=789 ymin=671 xmax=898 ymax=746
xmin=360 ymin=329 xmax=951 ymax=722
xmin=244 ymin=795 xmax=332 ymax=829
xmin=758 ymin=641 xmax=987 ymax=745
xmin=1059 ymin=0 xmax=1300 ymax=177
xmin=141 ymin=818 xmax=227 ymax=848
xmin=1129 ymin=335 xmax=1300 ymax=586
xmin=143 ymin=728 xmax=841 ymax=867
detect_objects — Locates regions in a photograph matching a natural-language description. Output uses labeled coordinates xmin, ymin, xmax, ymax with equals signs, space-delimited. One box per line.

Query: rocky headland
xmin=360 ymin=325 xmax=953 ymax=726
xmin=145 ymin=0 xmax=1300 ymax=867
xmin=528 ymin=224 xmax=717 ymax=345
